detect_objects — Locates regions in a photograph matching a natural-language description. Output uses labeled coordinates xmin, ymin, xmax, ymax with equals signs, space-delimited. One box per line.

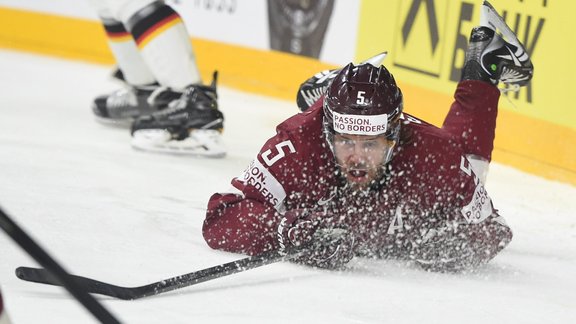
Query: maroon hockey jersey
xmin=203 ymin=81 xmax=512 ymax=271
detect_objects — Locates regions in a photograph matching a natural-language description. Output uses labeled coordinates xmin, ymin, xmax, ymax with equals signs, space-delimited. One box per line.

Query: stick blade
xmin=16 ymin=266 xmax=137 ymax=300
xmin=16 ymin=266 xmax=59 ymax=285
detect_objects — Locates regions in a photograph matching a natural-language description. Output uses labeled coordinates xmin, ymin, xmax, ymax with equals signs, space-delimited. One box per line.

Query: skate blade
xmin=94 ymin=116 xmax=133 ymax=128
xmin=316 ymin=51 xmax=388 ymax=83
xmin=362 ymin=51 xmax=387 ymax=67
xmin=480 ymin=1 xmax=527 ymax=53
xmin=131 ymin=129 xmax=226 ymax=158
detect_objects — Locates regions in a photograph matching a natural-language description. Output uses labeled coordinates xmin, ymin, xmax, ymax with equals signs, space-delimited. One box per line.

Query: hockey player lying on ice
xmin=203 ymin=2 xmax=534 ymax=272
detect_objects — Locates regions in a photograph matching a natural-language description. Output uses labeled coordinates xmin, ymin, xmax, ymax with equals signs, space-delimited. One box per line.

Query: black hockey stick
xmin=0 ymin=206 xmax=121 ymax=324
xmin=16 ymin=247 xmax=307 ymax=300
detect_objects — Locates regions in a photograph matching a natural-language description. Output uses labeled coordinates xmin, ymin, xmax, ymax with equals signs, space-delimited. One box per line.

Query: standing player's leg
xmin=90 ymin=0 xmax=167 ymax=125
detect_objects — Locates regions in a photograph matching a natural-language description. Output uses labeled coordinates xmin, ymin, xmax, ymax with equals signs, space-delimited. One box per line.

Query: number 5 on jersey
xmin=261 ymin=140 xmax=296 ymax=166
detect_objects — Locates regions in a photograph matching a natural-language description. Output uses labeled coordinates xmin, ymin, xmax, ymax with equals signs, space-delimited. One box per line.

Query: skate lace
xmin=155 ymin=93 xmax=189 ymax=116
xmin=107 ymin=88 xmax=137 ymax=109
xmin=499 ymin=84 xmax=520 ymax=93
xmin=200 ymin=118 xmax=224 ymax=130
xmin=498 ymin=83 xmax=521 ymax=108
xmin=147 ymin=86 xmax=177 ymax=106
xmin=153 ymin=86 xmax=212 ymax=117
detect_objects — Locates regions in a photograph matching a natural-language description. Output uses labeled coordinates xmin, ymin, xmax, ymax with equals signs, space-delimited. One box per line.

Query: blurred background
xmin=0 ymin=0 xmax=573 ymax=186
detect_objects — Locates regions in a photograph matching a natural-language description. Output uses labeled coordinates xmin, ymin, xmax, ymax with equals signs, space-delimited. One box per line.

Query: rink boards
xmin=0 ymin=0 xmax=574 ymax=186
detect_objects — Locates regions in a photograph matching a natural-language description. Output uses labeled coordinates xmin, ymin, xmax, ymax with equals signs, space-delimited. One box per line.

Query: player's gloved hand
xmin=277 ymin=209 xmax=355 ymax=269
xmin=413 ymin=218 xmax=513 ymax=272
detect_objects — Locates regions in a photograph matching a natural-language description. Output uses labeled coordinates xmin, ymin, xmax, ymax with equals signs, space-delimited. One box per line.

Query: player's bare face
xmin=333 ymin=134 xmax=395 ymax=189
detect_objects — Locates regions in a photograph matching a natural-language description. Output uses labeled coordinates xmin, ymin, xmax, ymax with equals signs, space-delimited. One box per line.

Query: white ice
xmin=0 ymin=49 xmax=575 ymax=324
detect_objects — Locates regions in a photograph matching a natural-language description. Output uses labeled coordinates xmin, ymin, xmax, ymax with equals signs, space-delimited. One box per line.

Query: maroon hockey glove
xmin=277 ymin=209 xmax=355 ymax=269
xmin=412 ymin=218 xmax=513 ymax=272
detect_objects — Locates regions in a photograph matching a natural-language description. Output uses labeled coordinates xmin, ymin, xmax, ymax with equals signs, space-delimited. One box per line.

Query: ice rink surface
xmin=0 ymin=49 xmax=575 ymax=324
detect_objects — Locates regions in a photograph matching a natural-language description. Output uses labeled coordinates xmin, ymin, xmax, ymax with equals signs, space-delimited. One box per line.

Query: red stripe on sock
xmin=134 ymin=13 xmax=180 ymax=46
xmin=106 ymin=30 xmax=132 ymax=41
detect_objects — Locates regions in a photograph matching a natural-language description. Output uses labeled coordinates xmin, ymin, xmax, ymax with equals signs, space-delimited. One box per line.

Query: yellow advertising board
xmin=357 ymin=0 xmax=576 ymax=184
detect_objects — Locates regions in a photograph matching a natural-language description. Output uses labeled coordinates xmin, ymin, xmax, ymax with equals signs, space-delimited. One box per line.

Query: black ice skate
xmin=462 ymin=1 xmax=534 ymax=87
xmin=130 ymin=73 xmax=225 ymax=157
xmin=296 ymin=52 xmax=388 ymax=112
xmin=92 ymin=84 xmax=180 ymax=126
